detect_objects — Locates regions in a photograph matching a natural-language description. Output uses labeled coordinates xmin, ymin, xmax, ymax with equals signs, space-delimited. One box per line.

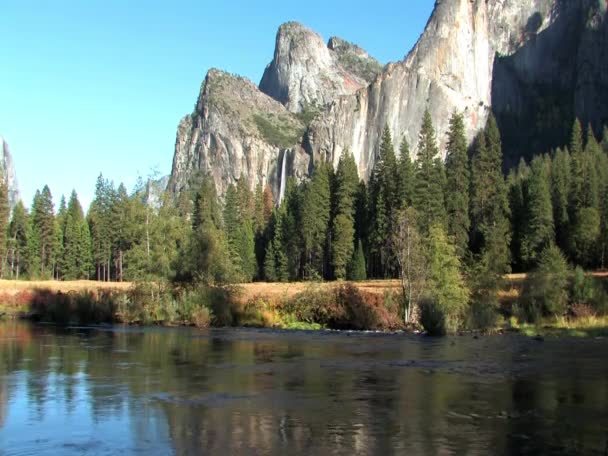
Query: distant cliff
xmin=0 ymin=137 xmax=20 ymax=209
xmin=169 ymin=0 xmax=608 ymax=200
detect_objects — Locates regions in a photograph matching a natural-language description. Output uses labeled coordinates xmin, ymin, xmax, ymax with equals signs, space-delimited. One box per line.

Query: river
xmin=0 ymin=322 xmax=606 ymax=455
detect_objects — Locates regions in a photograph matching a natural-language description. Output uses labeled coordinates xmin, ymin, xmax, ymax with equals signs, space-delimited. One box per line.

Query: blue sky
xmin=0 ymin=0 xmax=435 ymax=210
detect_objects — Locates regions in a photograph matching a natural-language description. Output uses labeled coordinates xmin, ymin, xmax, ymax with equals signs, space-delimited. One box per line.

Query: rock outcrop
xmin=259 ymin=22 xmax=382 ymax=114
xmin=0 ymin=137 xmax=20 ymax=209
xmin=168 ymin=69 xmax=310 ymax=202
xmin=169 ymin=0 xmax=608 ymax=200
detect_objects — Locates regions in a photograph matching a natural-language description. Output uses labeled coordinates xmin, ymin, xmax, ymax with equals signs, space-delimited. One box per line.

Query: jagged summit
xmin=259 ymin=21 xmax=382 ymax=113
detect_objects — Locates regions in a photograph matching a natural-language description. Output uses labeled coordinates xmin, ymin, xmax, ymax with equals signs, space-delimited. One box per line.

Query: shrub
xmin=419 ymin=297 xmax=448 ymax=336
xmin=520 ymin=244 xmax=570 ymax=322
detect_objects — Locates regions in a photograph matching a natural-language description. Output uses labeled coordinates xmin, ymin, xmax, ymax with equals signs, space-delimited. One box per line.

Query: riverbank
xmin=0 ymin=276 xmax=607 ymax=337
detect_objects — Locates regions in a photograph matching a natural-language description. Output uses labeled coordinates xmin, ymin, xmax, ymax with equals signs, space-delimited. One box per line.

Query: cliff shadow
xmin=491 ymin=0 xmax=608 ymax=168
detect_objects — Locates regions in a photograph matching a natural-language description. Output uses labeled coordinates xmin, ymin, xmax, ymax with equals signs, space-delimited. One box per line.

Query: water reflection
xmin=0 ymin=322 xmax=606 ymax=455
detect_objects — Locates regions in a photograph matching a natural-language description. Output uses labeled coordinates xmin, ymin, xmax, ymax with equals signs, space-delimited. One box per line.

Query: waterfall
xmin=278 ymin=150 xmax=287 ymax=205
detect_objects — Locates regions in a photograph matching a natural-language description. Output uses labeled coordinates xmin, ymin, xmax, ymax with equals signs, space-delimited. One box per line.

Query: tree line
xmin=1 ymin=113 xmax=607 ymax=295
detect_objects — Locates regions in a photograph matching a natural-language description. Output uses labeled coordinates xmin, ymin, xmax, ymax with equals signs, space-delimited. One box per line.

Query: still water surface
xmin=0 ymin=322 xmax=607 ymax=455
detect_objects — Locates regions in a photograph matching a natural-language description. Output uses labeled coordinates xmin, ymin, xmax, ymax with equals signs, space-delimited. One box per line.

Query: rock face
xmin=168 ymin=69 xmax=310 ymax=202
xmin=169 ymin=0 xmax=608 ymax=200
xmin=259 ymin=22 xmax=382 ymax=113
xmin=0 ymin=137 xmax=20 ymax=209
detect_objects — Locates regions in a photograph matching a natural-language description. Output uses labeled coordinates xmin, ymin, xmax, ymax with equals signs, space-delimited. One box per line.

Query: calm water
xmin=0 ymin=322 xmax=607 ymax=455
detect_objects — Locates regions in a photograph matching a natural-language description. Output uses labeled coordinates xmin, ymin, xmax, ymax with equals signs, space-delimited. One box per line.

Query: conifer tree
xmin=444 ymin=111 xmax=470 ymax=258
xmin=0 ymin=182 xmax=9 ymax=277
xmin=63 ymin=191 xmax=91 ymax=279
xmin=422 ymin=224 xmax=469 ymax=335
xmin=396 ymin=138 xmax=414 ymax=208
xmin=520 ymin=156 xmax=555 ymax=267
xmin=551 ymin=147 xmax=571 ymax=252
xmin=602 ymin=126 xmax=608 ymax=153
xmin=569 ymin=118 xmax=585 ymax=213
xmin=263 ymin=240 xmax=277 ymax=282
xmin=470 ymin=115 xmax=511 ymax=275
xmin=332 ymin=214 xmax=355 ymax=280
xmin=236 ymin=177 xmax=254 ymax=222
xmin=223 ymin=184 xmax=239 ymax=241
xmin=413 ymin=110 xmax=446 ymax=234
xmin=331 ymin=150 xmax=359 ymax=280
xmin=301 ymin=162 xmax=331 ymax=279
xmin=8 ymin=201 xmax=29 ymax=279
xmin=31 ymin=186 xmax=56 ymax=277
xmin=235 ymin=220 xmax=256 ymax=282
xmin=581 ymin=125 xmax=601 ymax=210
xmin=88 ymin=174 xmax=113 ymax=281
xmin=353 ymin=182 xmax=369 ymax=250
xmin=348 ymin=239 xmax=367 ymax=281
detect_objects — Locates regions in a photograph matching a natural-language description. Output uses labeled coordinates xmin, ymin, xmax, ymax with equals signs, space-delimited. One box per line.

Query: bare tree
xmin=390 ymin=207 xmax=428 ymax=324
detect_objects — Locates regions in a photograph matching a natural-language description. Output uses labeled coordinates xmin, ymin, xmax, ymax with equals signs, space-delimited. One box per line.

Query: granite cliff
xmin=0 ymin=137 xmax=20 ymax=209
xmin=169 ymin=0 xmax=608 ymax=200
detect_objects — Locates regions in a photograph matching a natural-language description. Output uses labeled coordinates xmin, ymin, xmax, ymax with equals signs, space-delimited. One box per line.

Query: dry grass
xmin=0 ymin=280 xmax=132 ymax=296
xmin=236 ymin=280 xmax=402 ymax=305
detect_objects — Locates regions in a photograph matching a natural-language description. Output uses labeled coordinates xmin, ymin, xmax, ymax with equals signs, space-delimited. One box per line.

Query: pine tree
xmin=331 ymin=214 xmax=355 ymax=280
xmin=63 ymin=191 xmax=91 ymax=279
xmin=31 ymin=186 xmax=56 ymax=277
xmin=444 ymin=111 xmax=470 ymax=258
xmin=422 ymin=224 xmax=469 ymax=335
xmin=88 ymin=174 xmax=113 ymax=281
xmin=331 ymin=150 xmax=359 ymax=280
xmin=396 ymin=138 xmax=414 ymax=208
xmin=569 ymin=118 xmax=585 ymax=213
xmin=551 ymin=147 xmax=571 ymax=252
xmin=263 ymin=240 xmax=277 ymax=282
xmin=301 ymin=162 xmax=331 ymax=279
xmin=581 ymin=125 xmax=601 ymax=210
xmin=236 ymin=177 xmax=254 ymax=222
xmin=520 ymin=155 xmax=555 ymax=267
xmin=0 ymin=182 xmax=9 ymax=278
xmin=507 ymin=161 xmax=529 ymax=271
xmin=348 ymin=239 xmax=367 ymax=281
xmin=223 ymin=183 xmax=239 ymax=242
xmin=334 ymin=150 xmax=359 ymax=217
xmin=470 ymin=114 xmax=511 ymax=273
xmin=235 ymin=220 xmax=256 ymax=282
xmin=413 ymin=110 xmax=446 ymax=234
xmin=602 ymin=126 xmax=608 ymax=153
xmin=8 ymin=201 xmax=29 ymax=279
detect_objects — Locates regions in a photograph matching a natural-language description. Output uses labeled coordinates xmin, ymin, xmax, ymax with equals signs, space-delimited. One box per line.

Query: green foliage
xmin=520 ymin=156 xmax=554 ymax=267
xmin=30 ymin=185 xmax=56 ymax=278
xmin=335 ymin=50 xmax=383 ymax=83
xmin=301 ymin=162 xmax=331 ymax=279
xmin=331 ymin=150 xmax=359 ymax=280
xmin=470 ymin=115 xmax=511 ymax=274
xmin=421 ymin=224 xmax=470 ymax=335
xmin=0 ymin=181 xmax=9 ymax=278
xmin=520 ymin=244 xmax=570 ymax=323
xmin=413 ymin=111 xmax=446 ymax=234
xmin=445 ymin=111 xmax=470 ymax=258
xmin=283 ymin=284 xmax=400 ymax=331
xmin=331 ymin=214 xmax=355 ymax=280
xmin=391 ymin=207 xmax=427 ymax=324
xmin=551 ymin=147 xmax=571 ymax=251
xmin=348 ymin=240 xmax=367 ymax=281
xmin=396 ymin=138 xmax=414 ymax=208
xmin=8 ymin=200 xmax=29 ymax=279
xmin=252 ymin=113 xmax=304 ymax=149
xmin=570 ymin=207 xmax=601 ymax=267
